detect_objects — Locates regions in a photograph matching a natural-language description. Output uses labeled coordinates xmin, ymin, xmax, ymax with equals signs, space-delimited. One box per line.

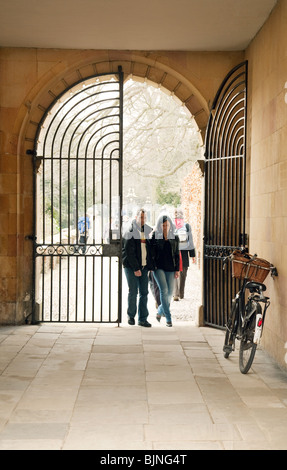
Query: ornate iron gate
xmin=32 ymin=68 xmax=124 ymax=323
xmin=204 ymin=61 xmax=248 ymax=328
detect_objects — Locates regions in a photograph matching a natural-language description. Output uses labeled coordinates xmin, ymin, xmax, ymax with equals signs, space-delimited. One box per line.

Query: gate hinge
xmin=25 ymin=235 xmax=36 ymax=241
xmin=196 ymin=159 xmax=205 ymax=175
xmin=239 ymin=233 xmax=248 ymax=246
xmin=26 ymin=149 xmax=36 ymax=156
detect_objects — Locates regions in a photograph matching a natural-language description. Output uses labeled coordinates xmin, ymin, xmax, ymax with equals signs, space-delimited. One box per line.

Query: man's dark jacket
xmin=122 ymin=220 xmax=154 ymax=272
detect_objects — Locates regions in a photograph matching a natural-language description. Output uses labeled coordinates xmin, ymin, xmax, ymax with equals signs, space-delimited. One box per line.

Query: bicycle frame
xmin=224 ymin=278 xmax=269 ymax=348
xmin=223 ymin=249 xmax=277 ymax=373
xmin=233 ymin=279 xmax=250 ymax=339
xmin=246 ymin=287 xmax=270 ymax=344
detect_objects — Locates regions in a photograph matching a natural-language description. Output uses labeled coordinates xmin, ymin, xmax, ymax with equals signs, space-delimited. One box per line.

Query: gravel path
xmin=165 ymin=263 xmax=202 ymax=322
xmin=39 ymin=257 xmax=202 ymax=323
xmin=142 ymin=262 xmax=202 ymax=323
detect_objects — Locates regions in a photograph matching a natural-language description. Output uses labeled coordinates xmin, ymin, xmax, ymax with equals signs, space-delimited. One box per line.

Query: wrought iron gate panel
xmin=32 ymin=69 xmax=123 ymax=323
xmin=204 ymin=61 xmax=248 ymax=328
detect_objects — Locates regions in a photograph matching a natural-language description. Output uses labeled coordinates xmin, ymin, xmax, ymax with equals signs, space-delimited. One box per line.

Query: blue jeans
xmin=153 ymin=269 xmax=175 ymax=323
xmin=124 ymin=267 xmax=149 ymax=323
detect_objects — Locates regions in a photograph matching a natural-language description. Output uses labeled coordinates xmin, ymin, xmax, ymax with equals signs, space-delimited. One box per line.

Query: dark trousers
xmin=174 ymin=267 xmax=188 ymax=298
xmin=124 ymin=266 xmax=149 ymax=323
xmin=148 ymin=271 xmax=161 ymax=306
xmin=79 ymin=234 xmax=87 ymax=253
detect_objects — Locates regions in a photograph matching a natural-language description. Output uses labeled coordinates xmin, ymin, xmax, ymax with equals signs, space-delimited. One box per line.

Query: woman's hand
xmin=174 ymin=271 xmax=180 ymax=279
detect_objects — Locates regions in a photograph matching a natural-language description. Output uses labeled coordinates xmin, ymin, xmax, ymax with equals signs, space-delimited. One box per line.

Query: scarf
xmin=175 ymin=218 xmax=184 ymax=229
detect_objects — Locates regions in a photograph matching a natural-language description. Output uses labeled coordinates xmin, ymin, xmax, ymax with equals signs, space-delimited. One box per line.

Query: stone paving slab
xmin=0 ymin=319 xmax=287 ymax=450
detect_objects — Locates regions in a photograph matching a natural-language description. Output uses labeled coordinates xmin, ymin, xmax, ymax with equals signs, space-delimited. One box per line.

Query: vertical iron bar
xmin=67 ymin=257 xmax=70 ymax=322
xmin=50 ymin=257 xmax=53 ymax=321
xmin=118 ymin=66 xmax=124 ymax=325
xmin=204 ymin=61 xmax=248 ymax=328
xmin=92 ymin=140 xmax=96 ymax=323
xmin=109 ymin=130 xmax=112 ymax=323
xmin=84 ymin=162 xmax=87 ymax=323
xmin=75 ymin=257 xmax=78 ymax=322
xmin=31 ymin=151 xmax=37 ymax=324
xmin=100 ymin=148 xmax=104 ymax=322
xmin=59 ymin=257 xmax=62 ymax=322
xmin=43 ymin=157 xmax=46 ymax=246
xmin=242 ymin=62 xmax=248 ymax=243
xmin=33 ymin=71 xmax=124 ymax=324
xmin=41 ymin=257 xmax=45 ymax=321
xmin=59 ymin=154 xmax=62 ymax=321
xmin=42 ymin=155 xmax=46 ymax=320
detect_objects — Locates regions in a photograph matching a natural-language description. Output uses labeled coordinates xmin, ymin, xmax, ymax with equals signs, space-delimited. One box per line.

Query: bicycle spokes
xmin=239 ymin=316 xmax=257 ymax=374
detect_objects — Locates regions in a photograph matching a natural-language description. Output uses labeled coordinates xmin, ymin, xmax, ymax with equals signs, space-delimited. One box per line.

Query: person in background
xmin=150 ymin=214 xmax=180 ymax=327
xmin=122 ymin=208 xmax=153 ymax=327
xmin=173 ymin=209 xmax=196 ymax=300
xmin=78 ymin=213 xmax=90 ymax=254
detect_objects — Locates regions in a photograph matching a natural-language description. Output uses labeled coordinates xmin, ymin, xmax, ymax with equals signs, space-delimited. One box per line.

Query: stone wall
xmin=245 ymin=0 xmax=287 ymax=368
xmin=181 ymin=161 xmax=203 ymax=264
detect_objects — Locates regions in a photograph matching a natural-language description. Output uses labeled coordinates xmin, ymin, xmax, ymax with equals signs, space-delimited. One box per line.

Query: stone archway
xmin=20 ymin=53 xmax=209 ymax=157
xmin=1 ymin=47 xmax=246 ymax=324
xmin=6 ymin=51 xmax=213 ymax=324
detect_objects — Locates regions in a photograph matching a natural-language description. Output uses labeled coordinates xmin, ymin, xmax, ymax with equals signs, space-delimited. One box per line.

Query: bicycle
xmin=223 ymin=248 xmax=278 ymax=374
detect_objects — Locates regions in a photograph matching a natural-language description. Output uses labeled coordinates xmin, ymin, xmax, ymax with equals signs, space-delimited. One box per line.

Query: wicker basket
xmin=231 ymin=250 xmax=272 ymax=283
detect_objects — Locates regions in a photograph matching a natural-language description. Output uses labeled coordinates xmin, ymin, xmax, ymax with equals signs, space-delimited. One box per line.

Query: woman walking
xmin=150 ymin=214 xmax=180 ymax=327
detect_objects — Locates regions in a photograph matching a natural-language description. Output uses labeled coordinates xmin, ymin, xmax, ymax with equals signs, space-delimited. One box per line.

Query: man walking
xmin=122 ymin=208 xmax=153 ymax=327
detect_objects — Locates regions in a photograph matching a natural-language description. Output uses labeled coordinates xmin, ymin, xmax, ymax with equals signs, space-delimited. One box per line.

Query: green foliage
xmin=156 ymin=179 xmax=181 ymax=206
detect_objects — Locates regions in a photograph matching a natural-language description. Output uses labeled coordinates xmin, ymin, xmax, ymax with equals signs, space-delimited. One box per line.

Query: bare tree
xmin=37 ymin=77 xmax=203 ymax=231
xmin=123 ymin=80 xmax=202 ymax=201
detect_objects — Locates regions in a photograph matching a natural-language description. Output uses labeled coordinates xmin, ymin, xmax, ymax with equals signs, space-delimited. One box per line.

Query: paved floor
xmin=0 ymin=316 xmax=287 ymax=450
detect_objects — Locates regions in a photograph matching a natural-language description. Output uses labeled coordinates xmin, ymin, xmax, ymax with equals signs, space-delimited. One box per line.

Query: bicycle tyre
xmin=239 ymin=304 xmax=261 ymax=374
xmin=223 ymin=300 xmax=239 ymax=358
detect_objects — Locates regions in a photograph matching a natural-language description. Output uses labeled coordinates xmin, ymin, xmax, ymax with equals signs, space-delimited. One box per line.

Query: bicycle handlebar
xmin=270 ymin=266 xmax=278 ymax=277
xmin=222 ymin=248 xmax=278 ymax=278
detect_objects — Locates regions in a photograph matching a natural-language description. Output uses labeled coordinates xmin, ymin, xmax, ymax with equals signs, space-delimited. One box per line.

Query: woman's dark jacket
xmin=150 ymin=231 xmax=180 ymax=272
xmin=122 ymin=220 xmax=154 ymax=272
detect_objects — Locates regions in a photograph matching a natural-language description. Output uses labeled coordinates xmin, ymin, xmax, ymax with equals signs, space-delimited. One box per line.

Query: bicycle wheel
xmin=239 ymin=304 xmax=260 ymax=374
xmin=223 ymin=299 xmax=238 ymax=358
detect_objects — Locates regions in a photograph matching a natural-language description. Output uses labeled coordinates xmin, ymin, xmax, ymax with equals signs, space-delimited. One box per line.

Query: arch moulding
xmin=19 ymin=52 xmax=210 ymax=155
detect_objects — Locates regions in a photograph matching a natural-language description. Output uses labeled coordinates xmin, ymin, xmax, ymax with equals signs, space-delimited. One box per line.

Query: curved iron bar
xmin=211 ymin=89 xmax=245 ymax=158
xmin=32 ymin=69 xmax=124 ymax=324
xmin=40 ymin=84 xmax=119 ymax=154
xmin=204 ymin=61 xmax=248 ymax=328
xmin=227 ymin=121 xmax=244 ymax=157
xmin=35 ymin=75 xmax=120 ymax=143
xmin=221 ymin=105 xmax=245 ymax=157
xmin=207 ymin=76 xmax=245 ymax=158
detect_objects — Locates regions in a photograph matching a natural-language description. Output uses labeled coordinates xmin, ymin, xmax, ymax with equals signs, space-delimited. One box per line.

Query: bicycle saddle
xmin=246 ymin=281 xmax=267 ymax=292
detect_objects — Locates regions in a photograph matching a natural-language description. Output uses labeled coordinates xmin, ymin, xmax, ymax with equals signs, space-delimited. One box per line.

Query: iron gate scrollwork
xmin=204 ymin=61 xmax=248 ymax=328
xmin=32 ymin=68 xmax=124 ymax=323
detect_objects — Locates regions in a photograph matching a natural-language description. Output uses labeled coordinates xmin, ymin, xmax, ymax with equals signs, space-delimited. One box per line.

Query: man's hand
xmin=174 ymin=271 xmax=180 ymax=279
xmin=134 ymin=270 xmax=142 ymax=277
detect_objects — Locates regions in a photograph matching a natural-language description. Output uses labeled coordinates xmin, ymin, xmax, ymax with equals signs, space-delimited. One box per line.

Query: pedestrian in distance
xmin=78 ymin=213 xmax=90 ymax=254
xmin=150 ymin=214 xmax=180 ymax=327
xmin=122 ymin=208 xmax=153 ymax=327
xmin=173 ymin=209 xmax=196 ymax=301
